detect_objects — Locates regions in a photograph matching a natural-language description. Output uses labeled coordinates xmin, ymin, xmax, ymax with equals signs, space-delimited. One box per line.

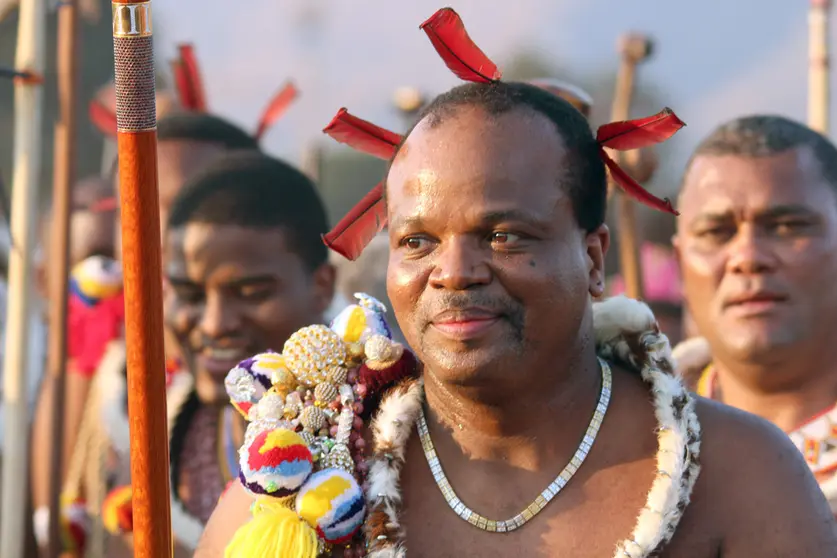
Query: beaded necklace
xmin=363 ymin=297 xmax=702 ymax=558
xmin=697 ymin=365 xmax=837 ymax=477
xmin=416 ymin=359 xmax=612 ymax=532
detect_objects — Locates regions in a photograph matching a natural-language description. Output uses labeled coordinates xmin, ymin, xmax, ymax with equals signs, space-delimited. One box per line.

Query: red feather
xmin=177 ymin=44 xmax=208 ymax=111
xmin=322 ymin=108 xmax=402 ymax=160
xmin=89 ymin=99 xmax=117 ymax=137
xmin=420 ymin=8 xmax=501 ymax=83
xmin=599 ymin=147 xmax=678 ymax=215
xmin=322 ymin=183 xmax=387 ymax=261
xmin=254 ymin=81 xmax=299 ymax=141
xmin=597 ymin=108 xmax=685 ymax=151
xmin=88 ymin=197 xmax=118 ymax=213
xmin=170 ymin=59 xmax=192 ymax=110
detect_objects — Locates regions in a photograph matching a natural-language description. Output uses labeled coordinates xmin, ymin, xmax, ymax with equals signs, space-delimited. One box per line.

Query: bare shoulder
xmin=690 ymin=397 xmax=837 ymax=556
xmin=194 ymin=482 xmax=252 ymax=558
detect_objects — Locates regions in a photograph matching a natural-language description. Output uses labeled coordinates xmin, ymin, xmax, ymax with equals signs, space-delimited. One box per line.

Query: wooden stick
xmin=45 ymin=0 xmax=79 ymax=555
xmin=809 ymin=0 xmax=831 ymax=134
xmin=301 ymin=140 xmax=324 ymax=182
xmin=0 ymin=0 xmax=46 ymax=555
xmin=110 ymin=2 xmax=172 ymax=556
xmin=609 ymin=33 xmax=653 ymax=300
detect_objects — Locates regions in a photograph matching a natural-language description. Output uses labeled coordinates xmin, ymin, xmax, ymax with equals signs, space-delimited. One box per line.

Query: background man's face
xmin=676 ymin=147 xmax=837 ymax=374
xmin=163 ymin=223 xmax=334 ymax=404
xmin=385 ymin=105 xmax=607 ymax=388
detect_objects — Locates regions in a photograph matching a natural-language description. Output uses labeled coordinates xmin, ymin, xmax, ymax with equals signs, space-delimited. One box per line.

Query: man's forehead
xmin=158 ymin=139 xmax=226 ymax=168
xmin=166 ymin=222 xmax=294 ymax=268
xmin=679 ymin=148 xmax=834 ymax=221
xmin=388 ymin=106 xmax=566 ymax=201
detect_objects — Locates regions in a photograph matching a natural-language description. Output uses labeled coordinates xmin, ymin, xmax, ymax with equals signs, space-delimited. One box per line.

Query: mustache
xmin=422 ymin=292 xmax=525 ymax=336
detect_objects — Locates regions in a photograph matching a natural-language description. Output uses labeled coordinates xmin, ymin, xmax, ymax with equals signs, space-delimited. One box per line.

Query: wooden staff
xmin=45 ymin=0 xmax=79 ymax=555
xmin=0 ymin=0 xmax=46 ymax=555
xmin=609 ymin=33 xmax=653 ymax=300
xmin=809 ymin=0 xmax=831 ymax=134
xmin=110 ymin=1 xmax=172 ymax=556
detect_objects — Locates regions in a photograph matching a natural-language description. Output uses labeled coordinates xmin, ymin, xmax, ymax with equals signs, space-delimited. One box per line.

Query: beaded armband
xmin=223 ymin=294 xmax=414 ymax=557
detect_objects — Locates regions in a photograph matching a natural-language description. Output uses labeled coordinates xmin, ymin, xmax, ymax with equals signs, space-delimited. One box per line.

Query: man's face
xmin=676 ymin=148 xmax=837 ymax=371
xmin=164 ymin=223 xmax=335 ymax=404
xmin=113 ymin=139 xmax=228 ymax=259
xmin=386 ymin=106 xmax=608 ymax=387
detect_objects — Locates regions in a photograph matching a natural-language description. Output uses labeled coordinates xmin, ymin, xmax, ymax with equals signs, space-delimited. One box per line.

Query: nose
xmin=199 ymin=291 xmax=240 ymax=339
xmin=428 ymin=237 xmax=491 ymax=291
xmin=725 ymin=225 xmax=778 ymax=275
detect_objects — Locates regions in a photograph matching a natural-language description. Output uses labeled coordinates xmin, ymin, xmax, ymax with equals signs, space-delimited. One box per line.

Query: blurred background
xmin=0 ymin=0 xmax=827 ymax=242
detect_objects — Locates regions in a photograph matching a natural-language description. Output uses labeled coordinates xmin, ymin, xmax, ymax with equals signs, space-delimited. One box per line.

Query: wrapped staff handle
xmin=809 ymin=0 xmax=831 ymax=134
xmin=110 ymin=2 xmax=173 ymax=556
xmin=609 ymin=32 xmax=654 ymax=301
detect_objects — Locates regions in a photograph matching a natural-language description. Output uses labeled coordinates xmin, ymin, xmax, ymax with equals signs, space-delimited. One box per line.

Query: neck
xmin=423 ymin=341 xmax=601 ymax=471
xmin=714 ymin=355 xmax=837 ymax=432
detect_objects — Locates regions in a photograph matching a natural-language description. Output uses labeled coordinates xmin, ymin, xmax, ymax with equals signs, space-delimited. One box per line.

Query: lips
xmin=430 ymin=308 xmax=502 ymax=339
xmin=197 ymin=347 xmax=249 ymax=379
xmin=723 ymin=291 xmax=789 ymax=316
xmin=724 ymin=292 xmax=788 ymax=307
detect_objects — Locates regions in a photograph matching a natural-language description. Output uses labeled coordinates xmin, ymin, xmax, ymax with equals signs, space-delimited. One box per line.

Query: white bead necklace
xmin=417 ymin=358 xmax=612 ymax=532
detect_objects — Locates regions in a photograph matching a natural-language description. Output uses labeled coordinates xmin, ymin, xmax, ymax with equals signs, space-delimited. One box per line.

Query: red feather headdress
xmin=89 ymin=44 xmax=300 ymax=142
xmin=322 ymin=7 xmax=685 ymax=261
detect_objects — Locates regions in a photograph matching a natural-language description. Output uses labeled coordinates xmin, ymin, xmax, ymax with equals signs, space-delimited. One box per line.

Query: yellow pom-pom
xmin=225 ymin=498 xmax=320 ymax=558
xmin=102 ymin=485 xmax=133 ymax=535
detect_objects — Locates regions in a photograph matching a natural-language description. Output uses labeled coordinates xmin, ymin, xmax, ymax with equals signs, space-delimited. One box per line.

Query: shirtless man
xmin=674 ymin=115 xmax=837 ymax=512
xmin=197 ymin=84 xmax=837 ymax=556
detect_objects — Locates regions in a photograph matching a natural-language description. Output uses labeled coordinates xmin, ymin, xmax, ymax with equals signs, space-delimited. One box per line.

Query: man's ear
xmin=671 ymin=233 xmax=681 ymax=268
xmin=586 ymin=224 xmax=609 ymax=298
xmin=311 ymin=262 xmax=337 ymax=316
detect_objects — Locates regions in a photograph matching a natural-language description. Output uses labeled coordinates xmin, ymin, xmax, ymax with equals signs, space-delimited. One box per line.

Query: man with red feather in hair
xmin=196 ymin=9 xmax=836 ymax=558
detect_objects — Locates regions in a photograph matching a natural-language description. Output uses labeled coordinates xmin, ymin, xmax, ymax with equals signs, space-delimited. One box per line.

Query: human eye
xmin=490 ymin=231 xmax=521 ymax=244
xmin=172 ymin=283 xmax=203 ymax=304
xmin=770 ymin=218 xmax=814 ymax=236
xmin=399 ymin=235 xmax=434 ymax=253
xmin=692 ymin=222 xmax=735 ymax=244
xmin=238 ymin=285 xmax=276 ymax=302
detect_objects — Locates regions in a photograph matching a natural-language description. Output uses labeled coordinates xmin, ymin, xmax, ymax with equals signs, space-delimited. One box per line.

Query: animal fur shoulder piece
xmin=364 ymin=296 xmax=702 ymax=558
xmin=671 ymin=336 xmax=711 ymax=390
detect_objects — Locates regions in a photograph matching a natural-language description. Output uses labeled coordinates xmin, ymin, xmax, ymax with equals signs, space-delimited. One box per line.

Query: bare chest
xmin=398 ymin=442 xmax=718 ymax=558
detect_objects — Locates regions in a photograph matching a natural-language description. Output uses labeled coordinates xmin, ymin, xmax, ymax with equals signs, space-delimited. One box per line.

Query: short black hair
xmin=388 ymin=81 xmax=606 ymax=232
xmin=685 ymin=114 xmax=837 ymax=188
xmin=166 ymin=151 xmax=329 ymax=271
xmin=109 ymin=113 xmax=259 ymax=184
xmin=157 ymin=112 xmax=259 ymax=150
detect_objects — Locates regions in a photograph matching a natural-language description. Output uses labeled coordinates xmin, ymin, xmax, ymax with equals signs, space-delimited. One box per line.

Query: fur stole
xmin=363 ymin=296 xmax=702 ymax=558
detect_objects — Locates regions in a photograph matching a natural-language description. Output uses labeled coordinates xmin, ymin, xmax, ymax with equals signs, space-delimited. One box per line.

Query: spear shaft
xmin=809 ymin=0 xmax=831 ymax=134
xmin=45 ymin=0 xmax=79 ymax=555
xmin=110 ymin=1 xmax=172 ymax=556
xmin=0 ymin=0 xmax=46 ymax=554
